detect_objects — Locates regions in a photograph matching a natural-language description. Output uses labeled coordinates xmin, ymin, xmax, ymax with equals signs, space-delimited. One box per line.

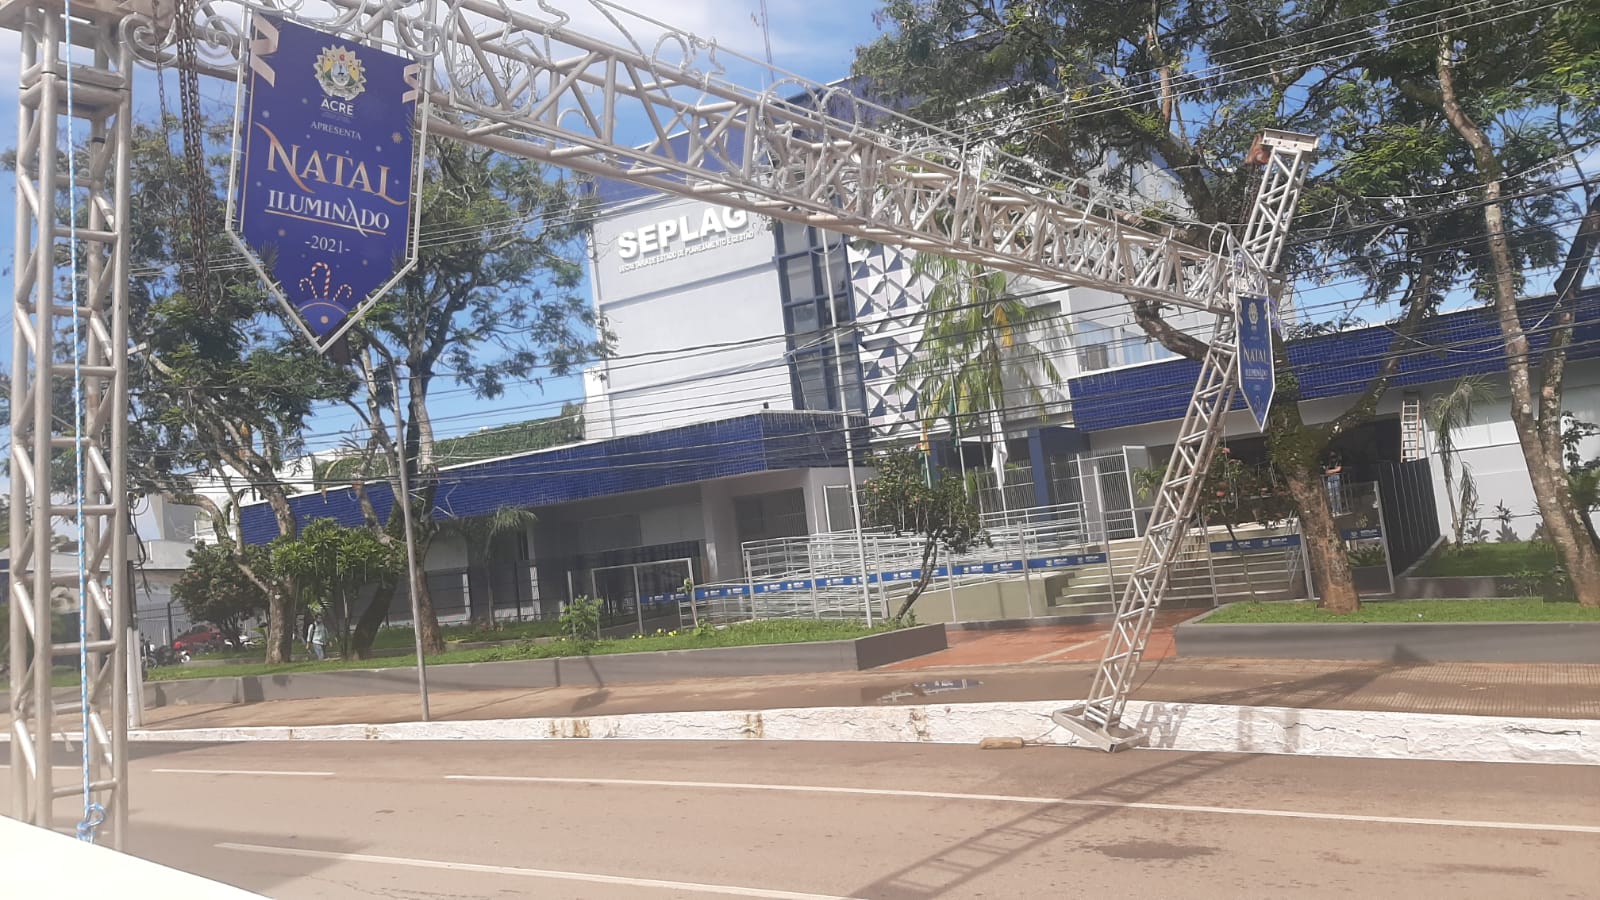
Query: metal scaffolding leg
xmin=1054 ymin=131 xmax=1318 ymax=751
xmin=6 ymin=3 xmax=131 ymax=844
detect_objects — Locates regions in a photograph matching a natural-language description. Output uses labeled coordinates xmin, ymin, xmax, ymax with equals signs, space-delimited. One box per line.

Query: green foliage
xmin=1427 ymin=377 xmax=1498 ymax=546
xmin=558 ymin=595 xmax=602 ymax=646
xmin=170 ymin=543 xmax=271 ymax=648
xmin=1135 ymin=451 xmax=1294 ymax=529
xmin=1346 ymin=545 xmax=1388 ymax=568
xmin=862 ymin=448 xmax=984 ymax=554
xmin=270 ymin=518 xmax=400 ymax=656
xmin=318 ymin=406 xmax=583 ymax=486
xmin=1416 ymin=542 xmax=1561 ymax=577
xmin=1206 ymin=599 xmax=1600 ymax=625
xmin=894 ymin=254 xmax=1060 ymax=434
xmin=862 ymin=448 xmax=987 ymax=621
xmin=1562 ymin=415 xmax=1600 ymax=547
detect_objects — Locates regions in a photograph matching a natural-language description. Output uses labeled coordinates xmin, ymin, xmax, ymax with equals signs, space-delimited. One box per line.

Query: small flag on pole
xmin=991 ymin=415 xmax=1008 ymax=485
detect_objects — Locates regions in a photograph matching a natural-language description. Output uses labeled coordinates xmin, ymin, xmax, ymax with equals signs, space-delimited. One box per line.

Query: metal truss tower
xmin=2 ymin=0 xmax=1314 ymax=844
xmin=4 ymin=0 xmax=132 ymax=844
xmin=1054 ymin=130 xmax=1319 ymax=751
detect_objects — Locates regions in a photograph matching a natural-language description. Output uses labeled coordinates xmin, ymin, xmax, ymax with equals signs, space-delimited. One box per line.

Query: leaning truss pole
xmin=5 ymin=0 xmax=132 ymax=843
xmin=1054 ymin=131 xmax=1319 ymax=751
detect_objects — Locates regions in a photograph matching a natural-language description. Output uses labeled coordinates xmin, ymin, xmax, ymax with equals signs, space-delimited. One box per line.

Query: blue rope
xmin=60 ymin=0 xmax=98 ymax=846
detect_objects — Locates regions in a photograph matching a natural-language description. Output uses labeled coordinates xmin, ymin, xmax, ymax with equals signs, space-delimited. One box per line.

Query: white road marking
xmin=216 ymin=842 xmax=864 ymax=899
xmin=153 ymin=768 xmax=335 ymax=777
xmin=444 ymin=774 xmax=1600 ymax=836
xmin=1023 ymin=635 xmax=1107 ymax=664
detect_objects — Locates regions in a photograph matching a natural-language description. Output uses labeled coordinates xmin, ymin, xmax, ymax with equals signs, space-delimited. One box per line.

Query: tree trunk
xmin=264 ymin=498 xmax=299 ymax=664
xmin=466 ymin=558 xmax=494 ymax=627
xmin=403 ymin=374 xmax=447 ymax=652
xmin=350 ymin=577 xmax=397 ymax=659
xmin=892 ymin=536 xmax=941 ymax=623
xmin=1581 ymin=510 xmax=1600 ymax=556
xmin=1282 ymin=464 xmax=1360 ymax=614
xmin=1437 ymin=39 xmax=1600 ymax=607
xmin=412 ymin=566 xmax=444 ymax=650
xmin=260 ymin=581 xmax=293 ymax=664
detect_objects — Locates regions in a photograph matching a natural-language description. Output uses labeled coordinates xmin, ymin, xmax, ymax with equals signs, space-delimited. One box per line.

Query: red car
xmin=171 ymin=625 xmax=225 ymax=653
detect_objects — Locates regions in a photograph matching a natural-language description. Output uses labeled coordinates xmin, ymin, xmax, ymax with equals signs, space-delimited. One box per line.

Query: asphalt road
xmin=6 ymin=740 xmax=1599 ymax=898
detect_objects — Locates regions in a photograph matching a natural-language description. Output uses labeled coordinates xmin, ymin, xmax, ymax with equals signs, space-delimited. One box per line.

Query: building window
xmin=774 ymin=223 xmax=864 ymax=413
xmin=1078 ymin=342 xmax=1110 ymax=372
xmin=579 ymin=513 xmax=642 ymax=552
xmin=734 ymin=489 xmax=809 ymax=544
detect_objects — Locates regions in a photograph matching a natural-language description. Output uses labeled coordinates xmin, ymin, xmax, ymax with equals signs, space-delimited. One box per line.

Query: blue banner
xmin=814 ymin=576 xmax=862 ymax=588
xmin=1340 ymin=527 xmax=1382 ymax=541
xmin=237 ymin=15 xmax=417 ymax=344
xmin=1028 ymin=552 xmax=1109 ymax=569
xmin=1210 ymin=534 xmax=1302 ymax=554
xmin=753 ymin=578 xmax=814 ymax=595
xmin=1237 ymin=293 xmax=1275 ymax=431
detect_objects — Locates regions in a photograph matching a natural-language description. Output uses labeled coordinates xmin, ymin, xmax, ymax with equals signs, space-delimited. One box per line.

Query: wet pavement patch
xmin=868 ymin=679 xmax=984 ymax=705
xmin=1091 ymin=840 xmax=1218 ymax=861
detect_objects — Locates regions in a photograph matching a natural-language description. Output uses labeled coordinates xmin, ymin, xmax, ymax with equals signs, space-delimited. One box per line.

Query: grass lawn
xmin=1413 ymin=542 xmax=1560 ymax=577
xmin=380 ymin=618 xmax=564 ymax=649
xmin=188 ymin=618 xmax=567 ymax=663
xmin=1205 ymin=598 xmax=1600 ymax=624
xmin=147 ymin=619 xmax=895 ymax=682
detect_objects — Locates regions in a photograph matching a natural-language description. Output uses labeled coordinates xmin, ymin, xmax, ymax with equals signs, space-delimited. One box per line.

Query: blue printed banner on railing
xmin=1340 ymin=527 xmax=1382 ymax=541
xmin=753 ymin=578 xmax=814 ymax=594
xmin=237 ymin=15 xmax=417 ymax=344
xmin=1210 ymin=534 xmax=1303 ymax=554
xmin=1028 ymin=553 xmax=1109 ymax=569
xmin=713 ymin=552 xmax=1114 ymax=600
xmin=873 ymin=569 xmax=922 ymax=583
xmin=644 ymin=592 xmax=690 ymax=605
xmin=814 ymin=575 xmax=862 ymax=588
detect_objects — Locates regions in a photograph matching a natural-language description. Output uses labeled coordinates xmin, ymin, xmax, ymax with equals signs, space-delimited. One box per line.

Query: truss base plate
xmin=1052 ymin=706 xmax=1147 ymax=753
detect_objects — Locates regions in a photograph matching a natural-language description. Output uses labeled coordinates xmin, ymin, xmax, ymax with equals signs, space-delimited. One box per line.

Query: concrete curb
xmin=1176 ymin=610 xmax=1600 ymax=663
xmin=126 ymin=700 xmax=1599 ymax=766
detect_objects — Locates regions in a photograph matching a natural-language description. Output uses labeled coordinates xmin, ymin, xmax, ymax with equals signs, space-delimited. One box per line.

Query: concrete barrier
xmin=1176 ymin=608 xmax=1600 ymax=663
xmin=142 ymin=624 xmax=948 ymax=709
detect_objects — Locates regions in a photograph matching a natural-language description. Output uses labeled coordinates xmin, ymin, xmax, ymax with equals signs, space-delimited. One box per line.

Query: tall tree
xmin=170 ymin=543 xmax=271 ymax=650
xmin=1418 ymin=6 xmax=1600 ymax=605
xmin=124 ymin=116 xmax=354 ymax=662
xmin=854 ymin=0 xmax=1597 ymax=610
xmin=336 ymin=137 xmax=611 ymax=655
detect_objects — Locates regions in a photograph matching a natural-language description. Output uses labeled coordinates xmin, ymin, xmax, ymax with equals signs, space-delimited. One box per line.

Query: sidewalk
xmin=126 ymin=652 xmax=1600 ymax=732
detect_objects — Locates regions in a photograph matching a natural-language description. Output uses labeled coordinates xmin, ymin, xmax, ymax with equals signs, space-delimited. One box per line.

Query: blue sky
xmin=7 ymin=3 xmax=1590 ymax=464
xmin=0 ymin=0 xmax=890 ymax=461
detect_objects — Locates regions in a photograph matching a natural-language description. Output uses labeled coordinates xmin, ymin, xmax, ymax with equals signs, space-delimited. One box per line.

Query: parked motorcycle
xmin=140 ymin=638 xmax=188 ymax=675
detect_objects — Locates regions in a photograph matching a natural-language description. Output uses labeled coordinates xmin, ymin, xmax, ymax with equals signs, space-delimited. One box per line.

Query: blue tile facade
xmin=240 ymin=412 xmax=864 ymax=545
xmin=1068 ymin=290 xmax=1600 ymax=433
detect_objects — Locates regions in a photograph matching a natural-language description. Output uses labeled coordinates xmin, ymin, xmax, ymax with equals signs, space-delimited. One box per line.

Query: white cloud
xmin=470 ymin=0 xmax=874 ymax=86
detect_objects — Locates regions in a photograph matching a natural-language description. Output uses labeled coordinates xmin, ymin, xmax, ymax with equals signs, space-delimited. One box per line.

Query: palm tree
xmin=896 ymin=254 xmax=1061 ymax=474
xmin=1426 ymin=375 xmax=1497 ymax=545
xmin=438 ymin=505 xmax=539 ymax=625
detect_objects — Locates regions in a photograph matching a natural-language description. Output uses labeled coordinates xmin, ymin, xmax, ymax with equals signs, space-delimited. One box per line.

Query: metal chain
xmin=174 ymin=0 xmax=214 ymax=308
xmin=151 ymin=0 xmax=196 ymax=305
